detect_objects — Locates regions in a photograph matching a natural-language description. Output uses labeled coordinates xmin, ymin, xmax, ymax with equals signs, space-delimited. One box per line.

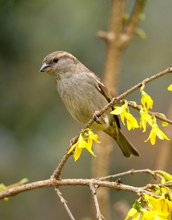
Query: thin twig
xmin=111 ymin=67 xmax=172 ymax=104
xmin=128 ymin=101 xmax=172 ymax=125
xmin=89 ymin=182 xmax=104 ymax=220
xmin=122 ymin=0 xmax=147 ymax=46
xmin=97 ymin=0 xmax=125 ymax=44
xmin=55 ymin=188 xmax=76 ymax=220
xmin=99 ymin=169 xmax=157 ymax=181
xmin=52 ymin=150 xmax=72 ymax=180
xmin=52 ymin=136 xmax=78 ymax=180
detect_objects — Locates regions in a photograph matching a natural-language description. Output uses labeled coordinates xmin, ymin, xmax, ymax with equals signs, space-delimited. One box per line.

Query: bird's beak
xmin=39 ymin=63 xmax=50 ymax=72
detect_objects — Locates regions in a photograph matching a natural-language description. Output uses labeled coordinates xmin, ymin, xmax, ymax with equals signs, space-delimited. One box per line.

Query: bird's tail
xmin=105 ymin=128 xmax=139 ymax=157
xmin=117 ymin=130 xmax=139 ymax=157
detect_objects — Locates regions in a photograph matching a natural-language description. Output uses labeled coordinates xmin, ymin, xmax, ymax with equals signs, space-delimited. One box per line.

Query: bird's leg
xmin=93 ymin=110 xmax=102 ymax=124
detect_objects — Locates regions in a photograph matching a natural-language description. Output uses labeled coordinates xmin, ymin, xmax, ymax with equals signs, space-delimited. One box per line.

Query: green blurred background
xmin=0 ymin=0 xmax=172 ymax=219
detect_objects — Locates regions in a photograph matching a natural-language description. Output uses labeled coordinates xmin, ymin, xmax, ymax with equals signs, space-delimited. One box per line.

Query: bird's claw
xmin=93 ymin=111 xmax=102 ymax=124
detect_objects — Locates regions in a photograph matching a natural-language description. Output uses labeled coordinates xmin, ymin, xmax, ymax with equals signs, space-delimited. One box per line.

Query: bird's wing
xmin=94 ymin=75 xmax=121 ymax=129
xmin=93 ymin=75 xmax=111 ymax=102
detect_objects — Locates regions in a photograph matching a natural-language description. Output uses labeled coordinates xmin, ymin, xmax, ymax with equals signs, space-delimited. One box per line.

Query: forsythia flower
xmin=125 ymin=207 xmax=141 ymax=220
xmin=162 ymin=121 xmax=169 ymax=127
xmin=140 ymin=87 xmax=153 ymax=110
xmin=68 ymin=129 xmax=100 ymax=161
xmin=125 ymin=200 xmax=142 ymax=220
xmin=158 ymin=171 xmax=172 ymax=184
xmin=145 ymin=120 xmax=170 ymax=145
xmin=156 ymin=113 xmax=169 ymax=127
xmin=143 ymin=194 xmax=172 ymax=220
xmin=167 ymin=84 xmax=172 ymax=91
xmin=110 ymin=103 xmax=128 ymax=125
xmin=111 ymin=102 xmax=139 ymax=130
xmin=125 ymin=112 xmax=139 ymax=130
xmin=126 ymin=195 xmax=172 ymax=220
xmin=139 ymin=108 xmax=154 ymax=132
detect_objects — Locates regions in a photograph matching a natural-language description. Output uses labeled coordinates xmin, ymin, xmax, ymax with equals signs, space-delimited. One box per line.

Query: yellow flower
xmin=125 ymin=200 xmax=142 ymax=220
xmin=111 ymin=104 xmax=127 ymax=125
xmin=111 ymin=102 xmax=139 ymax=130
xmin=157 ymin=113 xmax=169 ymax=127
xmin=145 ymin=122 xmax=170 ymax=145
xmin=68 ymin=129 xmax=100 ymax=161
xmin=162 ymin=121 xmax=169 ymax=127
xmin=139 ymin=108 xmax=154 ymax=132
xmin=167 ymin=84 xmax=172 ymax=91
xmin=126 ymin=194 xmax=172 ymax=220
xmin=140 ymin=90 xmax=153 ymax=110
xmin=141 ymin=209 xmax=168 ymax=220
xmin=125 ymin=112 xmax=139 ymax=130
xmin=161 ymin=171 xmax=172 ymax=182
xmin=125 ymin=207 xmax=141 ymax=220
xmin=143 ymin=194 xmax=172 ymax=220
xmin=158 ymin=171 xmax=172 ymax=184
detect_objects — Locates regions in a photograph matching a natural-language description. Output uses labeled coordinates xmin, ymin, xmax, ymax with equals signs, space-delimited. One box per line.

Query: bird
xmin=39 ymin=51 xmax=139 ymax=157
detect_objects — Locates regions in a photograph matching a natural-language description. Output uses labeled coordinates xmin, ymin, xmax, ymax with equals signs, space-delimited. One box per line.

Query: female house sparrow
xmin=39 ymin=51 xmax=139 ymax=157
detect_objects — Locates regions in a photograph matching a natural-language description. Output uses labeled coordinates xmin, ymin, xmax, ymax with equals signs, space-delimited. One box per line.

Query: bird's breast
xmin=56 ymin=74 xmax=111 ymax=129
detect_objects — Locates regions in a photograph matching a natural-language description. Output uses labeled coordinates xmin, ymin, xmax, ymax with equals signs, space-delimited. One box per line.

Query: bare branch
xmin=52 ymin=149 xmax=72 ymax=180
xmin=108 ymin=0 xmax=125 ymax=42
xmin=0 ymin=179 xmax=53 ymax=199
xmin=55 ymin=188 xmax=76 ymax=220
xmin=112 ymin=67 xmax=172 ymax=103
xmin=122 ymin=0 xmax=147 ymax=46
xmin=52 ymin=136 xmax=78 ymax=180
xmin=97 ymin=0 xmax=125 ymax=44
xmin=0 ymin=169 xmax=163 ymax=200
xmin=89 ymin=183 xmax=104 ymax=220
xmin=99 ymin=169 xmax=157 ymax=181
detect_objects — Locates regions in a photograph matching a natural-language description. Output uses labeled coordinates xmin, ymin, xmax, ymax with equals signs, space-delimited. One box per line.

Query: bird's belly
xmin=57 ymin=78 xmax=110 ymax=130
xmin=66 ymin=99 xmax=110 ymax=131
xmin=63 ymin=95 xmax=95 ymax=124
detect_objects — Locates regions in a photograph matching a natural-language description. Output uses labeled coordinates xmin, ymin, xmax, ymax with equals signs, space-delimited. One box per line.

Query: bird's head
xmin=39 ymin=51 xmax=82 ymax=78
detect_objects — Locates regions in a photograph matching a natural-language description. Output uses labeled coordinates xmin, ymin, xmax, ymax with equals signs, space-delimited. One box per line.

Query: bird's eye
xmin=53 ymin=58 xmax=59 ymax=63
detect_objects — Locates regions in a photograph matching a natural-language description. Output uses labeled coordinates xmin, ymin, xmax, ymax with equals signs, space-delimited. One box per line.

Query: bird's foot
xmin=93 ymin=111 xmax=102 ymax=124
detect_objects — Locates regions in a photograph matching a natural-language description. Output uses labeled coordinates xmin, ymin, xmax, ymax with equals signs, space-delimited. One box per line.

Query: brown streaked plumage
xmin=40 ymin=51 xmax=139 ymax=157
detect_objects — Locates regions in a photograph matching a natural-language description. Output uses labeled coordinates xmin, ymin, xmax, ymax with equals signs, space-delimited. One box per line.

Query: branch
xmin=122 ymin=0 xmax=147 ymax=46
xmin=89 ymin=183 xmax=104 ymax=220
xmin=99 ymin=169 xmax=157 ymax=181
xmin=52 ymin=149 xmax=72 ymax=179
xmin=0 ymin=177 xmax=155 ymax=200
xmin=55 ymin=188 xmax=76 ymax=220
xmin=128 ymin=101 xmax=172 ymax=125
xmin=97 ymin=0 xmax=125 ymax=43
